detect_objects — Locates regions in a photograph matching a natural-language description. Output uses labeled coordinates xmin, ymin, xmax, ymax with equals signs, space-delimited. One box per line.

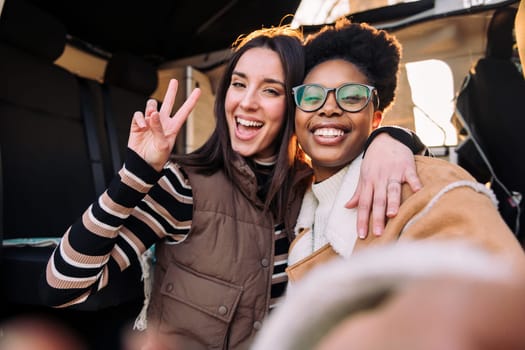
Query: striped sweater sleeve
xmin=40 ymin=148 xmax=193 ymax=308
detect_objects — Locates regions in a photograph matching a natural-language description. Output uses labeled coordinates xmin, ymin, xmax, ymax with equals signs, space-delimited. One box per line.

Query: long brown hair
xmin=173 ymin=26 xmax=307 ymax=219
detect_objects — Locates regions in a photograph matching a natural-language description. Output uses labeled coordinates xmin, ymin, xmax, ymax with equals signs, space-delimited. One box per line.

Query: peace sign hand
xmin=128 ymin=79 xmax=201 ymax=171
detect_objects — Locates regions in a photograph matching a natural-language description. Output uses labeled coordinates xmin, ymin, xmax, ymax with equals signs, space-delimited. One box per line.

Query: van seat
xmin=0 ymin=1 xmax=156 ymax=348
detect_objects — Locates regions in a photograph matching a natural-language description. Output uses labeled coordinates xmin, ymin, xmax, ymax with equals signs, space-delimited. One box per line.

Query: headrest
xmin=103 ymin=52 xmax=158 ymax=96
xmin=0 ymin=0 xmax=66 ymax=62
xmin=486 ymin=6 xmax=517 ymax=60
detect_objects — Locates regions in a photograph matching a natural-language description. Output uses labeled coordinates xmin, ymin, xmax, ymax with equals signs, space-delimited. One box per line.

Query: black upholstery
xmin=456 ymin=6 xmax=525 ymax=242
xmin=0 ymin=0 xmax=157 ymax=348
xmin=0 ymin=0 xmax=106 ymax=239
xmin=102 ymin=52 xmax=159 ymax=174
xmin=0 ymin=0 xmax=65 ymax=61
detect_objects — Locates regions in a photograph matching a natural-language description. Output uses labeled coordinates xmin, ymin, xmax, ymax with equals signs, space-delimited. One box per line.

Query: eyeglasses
xmin=292 ymin=83 xmax=378 ymax=113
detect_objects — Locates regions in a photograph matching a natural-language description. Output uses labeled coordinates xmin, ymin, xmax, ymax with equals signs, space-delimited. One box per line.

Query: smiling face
xmin=295 ymin=59 xmax=383 ymax=182
xmin=225 ymin=47 xmax=287 ymax=160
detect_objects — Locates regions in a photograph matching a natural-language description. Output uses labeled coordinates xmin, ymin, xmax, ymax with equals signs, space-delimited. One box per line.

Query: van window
xmin=406 ymin=59 xmax=458 ymax=147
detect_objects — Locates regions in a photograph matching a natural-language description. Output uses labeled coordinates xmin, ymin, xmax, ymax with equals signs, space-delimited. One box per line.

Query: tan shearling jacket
xmin=287 ymin=156 xmax=525 ymax=282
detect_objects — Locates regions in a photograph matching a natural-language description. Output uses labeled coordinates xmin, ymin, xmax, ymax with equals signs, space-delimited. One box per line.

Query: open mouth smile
xmin=313 ymin=127 xmax=346 ymax=137
xmin=236 ymin=117 xmax=264 ymax=128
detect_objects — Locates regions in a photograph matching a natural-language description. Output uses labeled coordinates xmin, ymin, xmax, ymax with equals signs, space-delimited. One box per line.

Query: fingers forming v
xmin=165 ymin=87 xmax=201 ymax=136
xmin=159 ymin=79 xmax=178 ymax=120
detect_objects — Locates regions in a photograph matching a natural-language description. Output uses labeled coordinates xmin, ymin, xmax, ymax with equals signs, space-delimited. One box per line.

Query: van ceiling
xmin=3 ymin=0 xmax=451 ymax=66
xmin=21 ymin=0 xmax=302 ymax=64
xmin=11 ymin=0 xmax=518 ymax=66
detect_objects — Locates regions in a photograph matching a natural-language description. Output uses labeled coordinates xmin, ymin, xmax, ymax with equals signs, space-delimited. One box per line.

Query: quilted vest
xmin=147 ymin=156 xmax=311 ymax=350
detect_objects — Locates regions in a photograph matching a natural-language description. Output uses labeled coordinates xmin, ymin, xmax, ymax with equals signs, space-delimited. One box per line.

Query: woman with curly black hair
xmin=286 ymin=18 xmax=525 ymax=284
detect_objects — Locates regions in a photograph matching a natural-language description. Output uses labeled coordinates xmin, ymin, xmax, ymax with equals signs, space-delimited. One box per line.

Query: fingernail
xmin=358 ymin=229 xmax=365 ymax=239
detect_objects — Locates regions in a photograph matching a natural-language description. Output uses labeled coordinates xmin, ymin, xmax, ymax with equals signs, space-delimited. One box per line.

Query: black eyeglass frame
xmin=292 ymin=83 xmax=379 ymax=113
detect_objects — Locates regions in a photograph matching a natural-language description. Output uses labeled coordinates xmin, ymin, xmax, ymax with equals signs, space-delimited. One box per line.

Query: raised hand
xmin=128 ymin=79 xmax=201 ymax=171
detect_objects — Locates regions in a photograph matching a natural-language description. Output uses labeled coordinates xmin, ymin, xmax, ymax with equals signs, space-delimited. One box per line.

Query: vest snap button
xmin=261 ymin=258 xmax=269 ymax=267
xmin=166 ymin=283 xmax=174 ymax=292
xmin=218 ymin=305 xmax=228 ymax=315
xmin=253 ymin=321 xmax=263 ymax=330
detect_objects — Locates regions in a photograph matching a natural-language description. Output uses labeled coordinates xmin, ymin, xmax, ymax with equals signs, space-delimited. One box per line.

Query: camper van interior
xmin=1 ymin=0 xmax=523 ymax=349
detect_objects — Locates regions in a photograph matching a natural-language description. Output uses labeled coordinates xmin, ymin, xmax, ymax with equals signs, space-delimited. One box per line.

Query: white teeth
xmin=236 ymin=117 xmax=263 ymax=127
xmin=314 ymin=128 xmax=344 ymax=137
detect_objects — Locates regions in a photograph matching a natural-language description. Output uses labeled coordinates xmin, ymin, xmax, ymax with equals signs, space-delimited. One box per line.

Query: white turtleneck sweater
xmin=310 ymin=166 xmax=348 ymax=252
xmin=288 ymin=154 xmax=363 ymax=269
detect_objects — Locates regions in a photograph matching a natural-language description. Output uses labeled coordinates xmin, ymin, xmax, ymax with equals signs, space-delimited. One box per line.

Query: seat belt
xmin=76 ymin=77 xmax=106 ymax=195
xmin=101 ymin=84 xmax=122 ymax=174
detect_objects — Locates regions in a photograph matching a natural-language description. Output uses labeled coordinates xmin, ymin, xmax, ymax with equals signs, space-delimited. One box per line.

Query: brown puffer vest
xmin=147 ymin=156 xmax=311 ymax=350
